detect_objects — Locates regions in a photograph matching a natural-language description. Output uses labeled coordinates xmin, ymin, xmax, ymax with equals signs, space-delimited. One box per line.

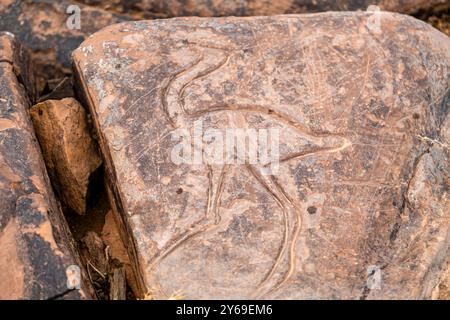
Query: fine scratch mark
xmin=206 ymin=165 xmax=213 ymax=218
xmin=124 ymin=86 xmax=158 ymax=115
xmin=213 ymin=165 xmax=228 ymax=224
xmin=135 ymin=131 xmax=172 ymax=162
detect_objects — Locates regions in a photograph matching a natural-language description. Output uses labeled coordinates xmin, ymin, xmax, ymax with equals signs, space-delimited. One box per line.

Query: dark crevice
xmin=86 ymin=165 xmax=107 ymax=215
xmin=64 ymin=166 xmax=109 ymax=242
xmin=402 ymin=148 xmax=430 ymax=212
xmin=73 ymin=60 xmax=147 ymax=298
xmin=60 ymin=146 xmax=136 ymax=300
xmin=46 ymin=288 xmax=76 ymax=301
xmin=389 ymin=222 xmax=401 ymax=243
xmin=72 ymin=0 xmax=170 ymax=19
xmin=37 ymin=77 xmax=75 ymax=103
xmin=0 ymin=58 xmax=14 ymax=65
xmin=359 ymin=285 xmax=371 ymax=300
xmin=411 ymin=3 xmax=450 ymax=20
xmin=27 ymin=72 xmax=136 ymax=299
xmin=412 ymin=5 xmax=450 ymax=36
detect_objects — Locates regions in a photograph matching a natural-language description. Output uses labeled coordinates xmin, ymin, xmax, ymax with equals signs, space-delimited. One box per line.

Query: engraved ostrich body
xmin=151 ymin=42 xmax=351 ymax=297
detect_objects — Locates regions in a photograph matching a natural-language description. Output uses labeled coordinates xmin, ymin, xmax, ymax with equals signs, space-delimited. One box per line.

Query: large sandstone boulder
xmin=73 ymin=12 xmax=449 ymax=299
xmin=0 ymin=33 xmax=92 ymax=299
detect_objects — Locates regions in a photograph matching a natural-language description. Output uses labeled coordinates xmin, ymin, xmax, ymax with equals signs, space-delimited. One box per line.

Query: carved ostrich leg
xmin=149 ymin=45 xmax=231 ymax=272
xmin=152 ymin=44 xmax=350 ymax=296
xmin=245 ymin=164 xmax=303 ymax=298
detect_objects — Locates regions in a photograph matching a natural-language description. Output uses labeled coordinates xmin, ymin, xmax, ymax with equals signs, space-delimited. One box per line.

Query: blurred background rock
xmin=1 ymin=0 xmax=448 ymax=98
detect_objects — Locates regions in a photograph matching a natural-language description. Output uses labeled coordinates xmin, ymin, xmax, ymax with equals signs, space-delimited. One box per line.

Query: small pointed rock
xmin=30 ymin=98 xmax=102 ymax=215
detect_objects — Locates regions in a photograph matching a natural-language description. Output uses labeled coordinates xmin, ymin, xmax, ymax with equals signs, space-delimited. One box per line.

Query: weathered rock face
xmin=0 ymin=33 xmax=92 ymax=299
xmin=0 ymin=0 xmax=130 ymax=92
xmin=30 ymin=98 xmax=102 ymax=215
xmin=79 ymin=0 xmax=449 ymax=18
xmin=0 ymin=29 xmax=37 ymax=102
xmin=73 ymin=13 xmax=449 ymax=299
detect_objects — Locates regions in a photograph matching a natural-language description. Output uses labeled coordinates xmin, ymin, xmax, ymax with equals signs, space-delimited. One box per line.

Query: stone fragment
xmin=0 ymin=33 xmax=92 ymax=299
xmin=101 ymin=210 xmax=138 ymax=294
xmin=30 ymin=98 xmax=102 ymax=215
xmin=0 ymin=0 xmax=131 ymax=92
xmin=81 ymin=232 xmax=109 ymax=277
xmin=109 ymin=259 xmax=127 ymax=300
xmin=73 ymin=13 xmax=449 ymax=299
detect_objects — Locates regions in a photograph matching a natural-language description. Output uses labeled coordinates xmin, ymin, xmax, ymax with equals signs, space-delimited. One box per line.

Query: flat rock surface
xmin=0 ymin=33 xmax=91 ymax=299
xmin=74 ymin=13 xmax=450 ymax=299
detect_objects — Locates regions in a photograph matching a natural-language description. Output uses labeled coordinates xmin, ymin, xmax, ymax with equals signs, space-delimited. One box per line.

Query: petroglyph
xmin=73 ymin=13 xmax=450 ymax=299
xmin=150 ymin=41 xmax=352 ymax=296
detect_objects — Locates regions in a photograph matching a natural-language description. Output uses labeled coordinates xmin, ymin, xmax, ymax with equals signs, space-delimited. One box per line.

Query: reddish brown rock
xmin=0 ymin=29 xmax=37 ymax=102
xmin=73 ymin=13 xmax=449 ymax=299
xmin=0 ymin=33 xmax=92 ymax=299
xmin=0 ymin=0 xmax=131 ymax=93
xmin=30 ymin=98 xmax=102 ymax=215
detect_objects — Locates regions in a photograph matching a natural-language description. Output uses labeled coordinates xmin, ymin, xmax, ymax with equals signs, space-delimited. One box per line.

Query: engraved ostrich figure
xmin=151 ymin=42 xmax=351 ymax=297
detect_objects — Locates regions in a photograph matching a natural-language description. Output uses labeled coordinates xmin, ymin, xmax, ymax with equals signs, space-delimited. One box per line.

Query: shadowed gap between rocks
xmin=29 ymin=79 xmax=138 ymax=300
